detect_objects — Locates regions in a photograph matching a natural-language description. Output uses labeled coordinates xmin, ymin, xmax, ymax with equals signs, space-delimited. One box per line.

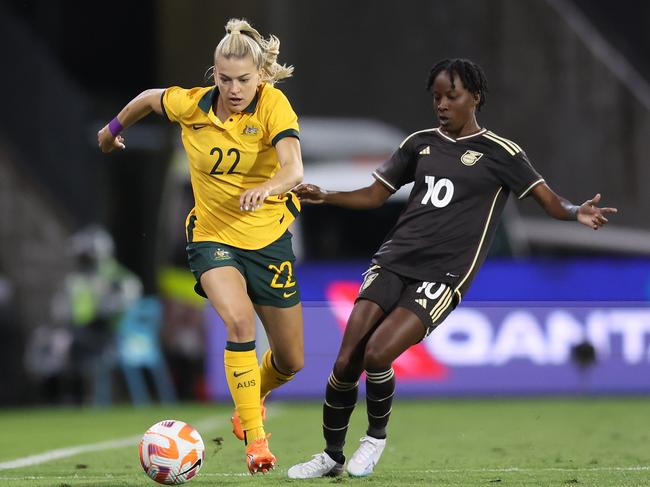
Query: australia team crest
xmin=242 ymin=125 xmax=260 ymax=136
xmin=213 ymin=248 xmax=232 ymax=261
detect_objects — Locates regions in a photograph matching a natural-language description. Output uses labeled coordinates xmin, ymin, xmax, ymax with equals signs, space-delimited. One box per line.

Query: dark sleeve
xmin=160 ymin=90 xmax=170 ymax=121
xmin=493 ymin=150 xmax=545 ymax=199
xmin=372 ymin=141 xmax=417 ymax=193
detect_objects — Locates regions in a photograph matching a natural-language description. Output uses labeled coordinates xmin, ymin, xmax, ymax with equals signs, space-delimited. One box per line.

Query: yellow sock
xmin=224 ymin=343 xmax=265 ymax=444
xmin=259 ymin=349 xmax=296 ymax=400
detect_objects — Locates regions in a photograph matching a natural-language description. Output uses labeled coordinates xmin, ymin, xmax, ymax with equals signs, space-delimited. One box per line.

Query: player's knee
xmin=333 ymin=356 xmax=358 ymax=382
xmin=274 ymin=355 xmax=303 ymax=375
xmin=289 ymin=356 xmax=304 ymax=375
xmin=223 ymin=312 xmax=255 ymax=340
xmin=362 ymin=345 xmax=391 ymax=371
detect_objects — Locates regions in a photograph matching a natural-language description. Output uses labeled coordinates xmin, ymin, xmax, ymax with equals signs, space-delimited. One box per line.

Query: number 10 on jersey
xmin=421 ymin=175 xmax=454 ymax=208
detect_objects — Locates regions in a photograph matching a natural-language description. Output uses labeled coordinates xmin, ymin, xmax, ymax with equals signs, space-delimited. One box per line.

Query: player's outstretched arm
xmin=240 ymin=137 xmax=304 ymax=211
xmin=530 ymin=183 xmax=618 ymax=230
xmin=294 ymin=180 xmax=392 ymax=209
xmin=97 ymin=88 xmax=165 ymax=153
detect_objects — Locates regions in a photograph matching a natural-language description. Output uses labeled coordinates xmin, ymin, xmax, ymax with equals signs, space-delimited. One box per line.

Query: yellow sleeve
xmin=261 ymin=87 xmax=300 ymax=146
xmin=161 ymin=86 xmax=202 ymax=123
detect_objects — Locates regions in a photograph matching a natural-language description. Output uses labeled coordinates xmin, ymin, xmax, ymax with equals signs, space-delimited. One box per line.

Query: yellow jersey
xmin=162 ymin=83 xmax=301 ymax=250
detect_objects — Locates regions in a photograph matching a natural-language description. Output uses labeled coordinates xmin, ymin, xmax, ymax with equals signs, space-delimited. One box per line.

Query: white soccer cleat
xmin=287 ymin=452 xmax=344 ymax=479
xmin=346 ymin=435 xmax=386 ymax=477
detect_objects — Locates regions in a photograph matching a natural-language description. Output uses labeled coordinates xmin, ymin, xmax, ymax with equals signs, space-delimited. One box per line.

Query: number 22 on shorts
xmin=268 ymin=261 xmax=297 ymax=298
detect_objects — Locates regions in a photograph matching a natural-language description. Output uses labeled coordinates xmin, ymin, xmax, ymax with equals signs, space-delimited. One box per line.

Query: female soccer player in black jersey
xmin=288 ymin=58 xmax=617 ymax=479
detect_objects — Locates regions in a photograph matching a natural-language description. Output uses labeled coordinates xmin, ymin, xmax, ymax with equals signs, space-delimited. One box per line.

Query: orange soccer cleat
xmin=231 ymin=399 xmax=267 ymax=441
xmin=245 ymin=434 xmax=276 ymax=474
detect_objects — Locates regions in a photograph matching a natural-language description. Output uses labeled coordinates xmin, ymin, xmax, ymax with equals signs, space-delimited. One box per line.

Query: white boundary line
xmin=1 ymin=466 xmax=649 ymax=481
xmin=0 ymin=416 xmax=223 ymax=471
xmin=0 ymin=436 xmax=141 ymax=471
xmin=421 ymin=466 xmax=650 ymax=473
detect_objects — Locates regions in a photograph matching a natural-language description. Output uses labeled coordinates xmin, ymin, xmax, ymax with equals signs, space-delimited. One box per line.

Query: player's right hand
xmin=97 ymin=125 xmax=126 ymax=153
xmin=294 ymin=183 xmax=326 ymax=204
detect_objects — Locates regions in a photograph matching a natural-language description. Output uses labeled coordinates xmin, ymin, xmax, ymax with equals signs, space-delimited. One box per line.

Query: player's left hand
xmin=577 ymin=193 xmax=618 ymax=230
xmin=240 ymin=185 xmax=271 ymax=211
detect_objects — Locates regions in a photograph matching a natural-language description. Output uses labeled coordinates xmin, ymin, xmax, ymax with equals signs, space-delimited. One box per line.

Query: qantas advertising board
xmin=206 ymin=259 xmax=650 ymax=397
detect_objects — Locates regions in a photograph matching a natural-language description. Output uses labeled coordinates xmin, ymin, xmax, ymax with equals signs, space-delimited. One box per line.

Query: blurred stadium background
xmin=1 ymin=0 xmax=650 ymax=483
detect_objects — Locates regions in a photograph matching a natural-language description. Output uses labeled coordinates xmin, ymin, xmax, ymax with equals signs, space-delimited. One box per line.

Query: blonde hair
xmin=213 ymin=18 xmax=293 ymax=85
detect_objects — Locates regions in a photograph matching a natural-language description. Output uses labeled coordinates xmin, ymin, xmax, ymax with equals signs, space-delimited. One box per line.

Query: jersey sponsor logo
xmin=419 ymin=146 xmax=431 ymax=155
xmin=213 ymin=248 xmax=232 ymax=261
xmin=421 ymin=176 xmax=454 ymax=208
xmin=283 ymin=290 xmax=297 ymax=299
xmin=242 ymin=125 xmax=260 ymax=136
xmin=460 ymin=150 xmax=484 ymax=166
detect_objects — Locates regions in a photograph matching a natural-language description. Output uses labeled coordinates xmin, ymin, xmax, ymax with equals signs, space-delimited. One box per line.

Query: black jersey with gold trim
xmin=371 ymin=127 xmax=544 ymax=301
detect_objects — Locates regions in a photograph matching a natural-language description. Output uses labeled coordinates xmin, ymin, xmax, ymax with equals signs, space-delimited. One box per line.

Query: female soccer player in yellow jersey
xmin=98 ymin=18 xmax=305 ymax=474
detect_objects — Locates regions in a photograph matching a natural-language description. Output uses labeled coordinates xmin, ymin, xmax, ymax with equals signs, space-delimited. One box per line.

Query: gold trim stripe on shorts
xmin=429 ymin=287 xmax=453 ymax=324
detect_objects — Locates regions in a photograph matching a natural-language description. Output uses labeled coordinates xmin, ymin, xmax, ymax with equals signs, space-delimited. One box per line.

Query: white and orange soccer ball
xmin=139 ymin=420 xmax=205 ymax=485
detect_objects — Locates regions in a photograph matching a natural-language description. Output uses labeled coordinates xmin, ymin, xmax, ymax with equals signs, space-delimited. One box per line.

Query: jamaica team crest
xmin=460 ymin=150 xmax=484 ymax=166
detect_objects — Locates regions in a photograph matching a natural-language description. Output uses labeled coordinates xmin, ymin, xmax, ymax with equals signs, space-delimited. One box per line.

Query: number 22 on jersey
xmin=209 ymin=147 xmax=241 ymax=175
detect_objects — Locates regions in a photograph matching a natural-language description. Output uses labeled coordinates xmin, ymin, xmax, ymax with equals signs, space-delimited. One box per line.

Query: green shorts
xmin=186 ymin=231 xmax=300 ymax=307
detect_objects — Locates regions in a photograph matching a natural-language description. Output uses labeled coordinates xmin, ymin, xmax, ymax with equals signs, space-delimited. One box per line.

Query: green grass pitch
xmin=1 ymin=398 xmax=649 ymax=486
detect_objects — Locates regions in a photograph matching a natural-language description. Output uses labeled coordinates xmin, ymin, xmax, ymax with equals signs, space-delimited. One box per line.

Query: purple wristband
xmin=108 ymin=117 xmax=124 ymax=137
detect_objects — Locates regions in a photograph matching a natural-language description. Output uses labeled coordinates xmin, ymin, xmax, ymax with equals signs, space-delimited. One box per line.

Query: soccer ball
xmin=139 ymin=420 xmax=205 ymax=485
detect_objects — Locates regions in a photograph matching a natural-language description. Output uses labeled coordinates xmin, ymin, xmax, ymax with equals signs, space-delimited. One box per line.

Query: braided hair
xmin=426 ymin=59 xmax=488 ymax=111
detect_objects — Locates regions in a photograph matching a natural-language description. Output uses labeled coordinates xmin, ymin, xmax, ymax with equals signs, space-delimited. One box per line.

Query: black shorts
xmin=356 ymin=264 xmax=458 ymax=336
xmin=186 ymin=231 xmax=300 ymax=308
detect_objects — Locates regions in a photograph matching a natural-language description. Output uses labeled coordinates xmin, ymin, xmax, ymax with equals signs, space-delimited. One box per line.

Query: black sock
xmin=322 ymin=371 xmax=358 ymax=460
xmin=365 ymin=368 xmax=395 ymax=439
xmin=324 ymin=449 xmax=345 ymax=465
